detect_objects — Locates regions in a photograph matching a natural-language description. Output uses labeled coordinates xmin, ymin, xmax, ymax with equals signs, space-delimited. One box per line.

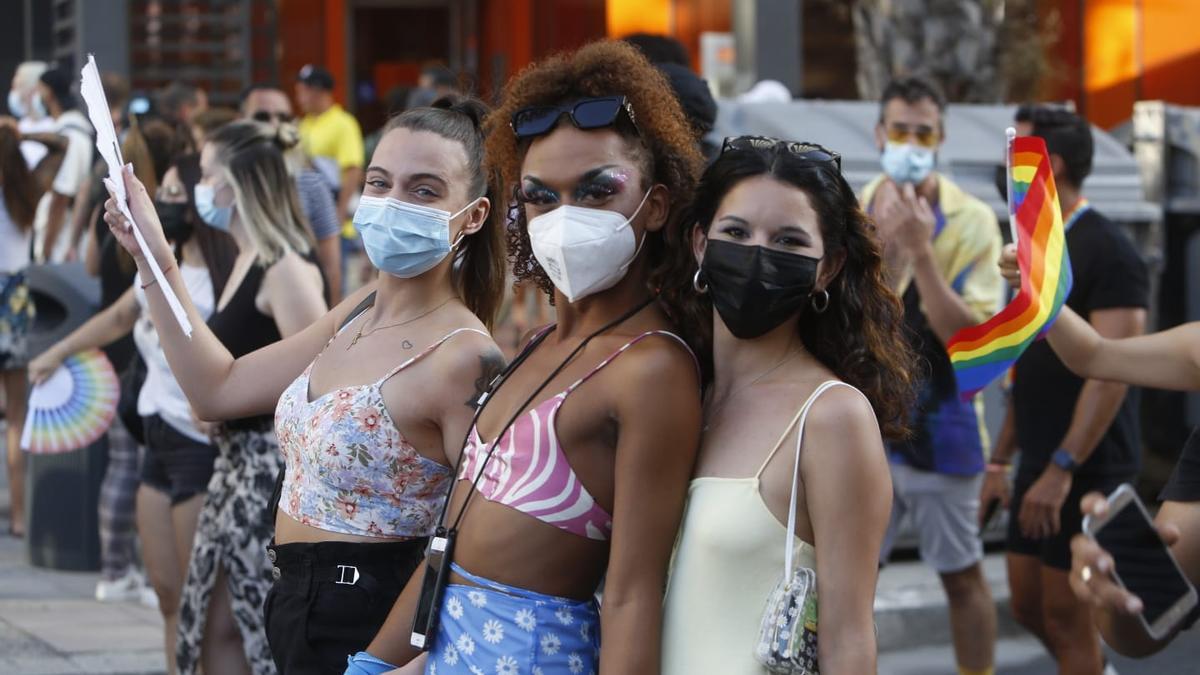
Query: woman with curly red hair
xmin=661 ymin=137 xmax=918 ymax=674
xmin=356 ymin=40 xmax=705 ymax=675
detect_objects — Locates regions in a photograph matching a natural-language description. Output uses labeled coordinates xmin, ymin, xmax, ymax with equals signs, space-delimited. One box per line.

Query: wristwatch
xmin=1050 ymin=448 xmax=1079 ymax=473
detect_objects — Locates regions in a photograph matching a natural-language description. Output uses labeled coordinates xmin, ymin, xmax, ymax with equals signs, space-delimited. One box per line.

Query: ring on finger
xmin=1081 ymin=565 xmax=1093 ymax=583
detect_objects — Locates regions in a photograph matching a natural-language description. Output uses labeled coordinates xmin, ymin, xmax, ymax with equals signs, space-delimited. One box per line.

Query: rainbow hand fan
xmin=20 ymin=348 xmax=119 ymax=454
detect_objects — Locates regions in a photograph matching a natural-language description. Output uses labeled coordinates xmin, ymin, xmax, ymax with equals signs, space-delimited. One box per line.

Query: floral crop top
xmin=274 ymin=327 xmax=486 ymax=538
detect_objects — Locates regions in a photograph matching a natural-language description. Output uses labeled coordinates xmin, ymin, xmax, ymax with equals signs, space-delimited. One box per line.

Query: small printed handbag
xmin=753 ymin=382 xmax=845 ymax=674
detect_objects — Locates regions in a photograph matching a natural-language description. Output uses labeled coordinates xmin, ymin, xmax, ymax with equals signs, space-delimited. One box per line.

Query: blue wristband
xmin=344 ymin=651 xmax=398 ymax=675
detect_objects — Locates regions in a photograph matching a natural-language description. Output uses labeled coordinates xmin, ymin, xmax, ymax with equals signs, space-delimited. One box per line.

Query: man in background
xmin=867 ymin=76 xmax=1003 ymax=675
xmin=295 ymin=65 xmax=364 ymax=297
xmin=32 ymin=67 xmax=94 ymax=263
xmin=983 ymin=105 xmax=1148 ymax=675
xmin=242 ymin=84 xmax=342 ymax=303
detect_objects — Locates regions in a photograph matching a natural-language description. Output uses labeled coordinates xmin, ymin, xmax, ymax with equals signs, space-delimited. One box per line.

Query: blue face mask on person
xmin=881 ymin=141 xmax=935 ymax=185
xmin=353 ymin=195 xmax=478 ymax=278
xmin=193 ymin=183 xmax=233 ymax=232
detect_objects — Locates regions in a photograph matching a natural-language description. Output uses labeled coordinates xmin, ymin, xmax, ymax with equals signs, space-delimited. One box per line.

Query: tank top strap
xmin=565 ymin=330 xmax=696 ymax=394
xmin=376 ymin=328 xmax=490 ymax=385
xmin=753 ymin=380 xmax=852 ymax=480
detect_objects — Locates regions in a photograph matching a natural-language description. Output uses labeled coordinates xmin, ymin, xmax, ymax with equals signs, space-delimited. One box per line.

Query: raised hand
xmin=102 ymin=164 xmax=172 ymax=267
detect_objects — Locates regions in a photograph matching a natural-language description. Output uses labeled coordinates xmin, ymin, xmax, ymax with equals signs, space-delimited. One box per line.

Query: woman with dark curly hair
xmin=661 ymin=137 xmax=919 ymax=674
xmin=357 ymin=40 xmax=704 ymax=675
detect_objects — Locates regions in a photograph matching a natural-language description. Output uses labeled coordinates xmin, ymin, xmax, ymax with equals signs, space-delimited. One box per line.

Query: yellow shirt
xmin=299 ymin=104 xmax=364 ymax=236
xmin=861 ymin=173 xmax=1004 ymax=324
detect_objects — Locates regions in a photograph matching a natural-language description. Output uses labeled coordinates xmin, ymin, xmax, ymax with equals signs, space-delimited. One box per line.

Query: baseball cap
xmin=298 ymin=65 xmax=335 ymax=91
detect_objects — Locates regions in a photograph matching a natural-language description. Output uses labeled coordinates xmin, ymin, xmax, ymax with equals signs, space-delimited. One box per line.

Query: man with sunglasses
xmin=242 ymin=84 xmax=343 ymax=303
xmin=865 ymin=76 xmax=1004 ymax=675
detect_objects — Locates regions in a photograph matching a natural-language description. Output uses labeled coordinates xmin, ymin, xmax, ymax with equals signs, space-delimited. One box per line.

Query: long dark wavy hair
xmin=484 ymin=40 xmax=706 ymax=364
xmin=689 ymin=145 xmax=919 ymax=439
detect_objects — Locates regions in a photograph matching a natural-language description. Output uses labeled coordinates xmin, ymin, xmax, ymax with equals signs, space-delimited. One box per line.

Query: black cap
xmin=298 ymin=64 xmax=335 ymax=91
xmin=656 ymin=63 xmax=717 ymax=136
xmin=39 ymin=67 xmax=76 ymax=109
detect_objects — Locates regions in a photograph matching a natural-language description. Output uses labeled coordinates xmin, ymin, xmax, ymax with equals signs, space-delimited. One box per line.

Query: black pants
xmin=264 ymin=539 xmax=427 ymax=675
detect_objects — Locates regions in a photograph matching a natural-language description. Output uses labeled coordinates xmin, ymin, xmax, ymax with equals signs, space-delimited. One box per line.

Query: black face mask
xmin=701 ymin=239 xmax=821 ymax=340
xmin=156 ymin=201 xmax=192 ymax=242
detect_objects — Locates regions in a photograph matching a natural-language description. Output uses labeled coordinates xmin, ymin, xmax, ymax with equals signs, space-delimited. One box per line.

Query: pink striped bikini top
xmin=458 ymin=328 xmax=696 ymax=541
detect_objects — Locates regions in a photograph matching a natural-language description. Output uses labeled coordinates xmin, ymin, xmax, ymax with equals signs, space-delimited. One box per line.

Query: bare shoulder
xmin=801 ymin=383 xmax=885 ymax=465
xmin=429 ymin=326 xmax=506 ymax=401
xmin=606 ymin=331 xmax=700 ymax=393
xmin=326 ymin=282 xmax=379 ymax=331
xmin=264 ymin=250 xmax=323 ymax=290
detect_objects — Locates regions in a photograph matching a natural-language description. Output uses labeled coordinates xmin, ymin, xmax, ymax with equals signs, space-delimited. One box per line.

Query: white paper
xmin=80 ymin=54 xmax=193 ymax=337
xmin=19 ymin=365 xmax=74 ymax=450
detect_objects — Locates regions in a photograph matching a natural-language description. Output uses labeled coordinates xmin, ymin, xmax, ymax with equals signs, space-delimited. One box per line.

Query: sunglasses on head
xmin=720 ymin=135 xmax=842 ymax=170
xmin=884 ymin=122 xmax=939 ymax=148
xmin=252 ymin=111 xmax=294 ymax=124
xmin=511 ymin=96 xmax=639 ymax=141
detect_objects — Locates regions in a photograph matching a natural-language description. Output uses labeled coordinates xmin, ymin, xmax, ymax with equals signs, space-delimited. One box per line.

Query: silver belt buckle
xmin=336 ymin=564 xmax=360 ymax=586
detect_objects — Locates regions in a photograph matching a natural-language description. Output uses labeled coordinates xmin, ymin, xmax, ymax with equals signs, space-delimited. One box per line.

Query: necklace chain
xmin=703 ymin=349 xmax=801 ymax=431
xmin=347 ymin=297 xmax=455 ymax=350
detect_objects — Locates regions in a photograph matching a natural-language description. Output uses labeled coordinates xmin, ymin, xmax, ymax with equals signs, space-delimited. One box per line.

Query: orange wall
xmin=1048 ymin=0 xmax=1200 ymax=128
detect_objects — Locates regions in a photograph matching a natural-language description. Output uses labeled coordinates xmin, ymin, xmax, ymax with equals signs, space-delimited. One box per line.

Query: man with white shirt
xmin=32 ymin=68 xmax=94 ymax=263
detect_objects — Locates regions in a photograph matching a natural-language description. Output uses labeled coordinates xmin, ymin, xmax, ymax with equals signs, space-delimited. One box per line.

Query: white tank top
xmin=0 ymin=197 xmax=31 ymax=273
xmin=133 ymin=262 xmax=215 ymax=442
xmin=661 ymin=381 xmax=861 ymax=674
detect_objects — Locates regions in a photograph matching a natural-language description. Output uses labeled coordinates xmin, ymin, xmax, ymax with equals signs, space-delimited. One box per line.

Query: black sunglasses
xmin=511 ymin=96 xmax=638 ymax=141
xmin=721 ymin=135 xmax=842 ymax=170
xmin=252 ymin=111 xmax=294 ymax=124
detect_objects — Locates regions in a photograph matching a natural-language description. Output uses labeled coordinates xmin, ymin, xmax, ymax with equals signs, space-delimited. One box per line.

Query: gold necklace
xmin=703 ymin=349 xmax=801 ymax=432
xmin=347 ymin=297 xmax=455 ymax=350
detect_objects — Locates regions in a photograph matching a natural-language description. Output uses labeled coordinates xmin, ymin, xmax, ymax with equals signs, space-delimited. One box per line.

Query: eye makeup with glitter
xmin=518 ymin=177 xmax=559 ymax=206
xmin=574 ymin=166 xmax=631 ymax=204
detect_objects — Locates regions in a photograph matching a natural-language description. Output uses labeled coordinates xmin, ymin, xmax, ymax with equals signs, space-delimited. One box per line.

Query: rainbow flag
xmin=946 ymin=135 xmax=1073 ymax=398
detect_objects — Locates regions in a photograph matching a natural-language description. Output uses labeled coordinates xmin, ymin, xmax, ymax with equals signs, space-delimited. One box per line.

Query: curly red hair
xmin=484 ymin=40 xmax=708 ymax=369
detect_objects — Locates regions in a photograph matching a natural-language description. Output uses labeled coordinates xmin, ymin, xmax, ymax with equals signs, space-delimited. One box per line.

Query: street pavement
xmin=0 ymin=528 xmax=165 ymax=675
xmin=1 ymin=419 xmax=1198 ymax=674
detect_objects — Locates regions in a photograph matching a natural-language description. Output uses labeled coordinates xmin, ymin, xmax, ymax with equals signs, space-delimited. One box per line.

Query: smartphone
xmin=409 ymin=531 xmax=456 ymax=650
xmin=1083 ymin=483 xmax=1198 ymax=640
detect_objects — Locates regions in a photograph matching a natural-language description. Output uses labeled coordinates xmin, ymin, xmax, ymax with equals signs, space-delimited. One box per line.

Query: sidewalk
xmin=875 ymin=551 xmax=1022 ymax=652
xmin=0 ymin=532 xmax=165 ymax=675
xmin=0 ymin=420 xmax=165 ymax=675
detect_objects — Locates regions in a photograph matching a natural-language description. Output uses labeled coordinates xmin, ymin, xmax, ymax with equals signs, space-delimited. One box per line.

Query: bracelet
xmin=985 ymin=462 xmax=1010 ymax=474
xmin=140 ymin=264 xmax=175 ymax=290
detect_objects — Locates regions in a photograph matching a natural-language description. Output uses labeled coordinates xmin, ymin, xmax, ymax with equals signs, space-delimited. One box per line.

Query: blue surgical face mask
xmin=881 ymin=141 xmax=935 ymax=185
xmin=7 ymin=91 xmax=26 ymax=119
xmin=31 ymin=92 xmax=47 ymax=119
xmin=193 ymin=183 xmax=233 ymax=232
xmin=354 ymin=195 xmax=479 ymax=278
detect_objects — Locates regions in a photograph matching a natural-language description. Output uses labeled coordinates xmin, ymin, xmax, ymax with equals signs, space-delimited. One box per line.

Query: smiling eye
xmin=365 ymin=178 xmax=389 ymax=191
xmin=776 ymin=235 xmax=807 ymax=248
xmin=413 ymin=186 xmax=439 ymax=199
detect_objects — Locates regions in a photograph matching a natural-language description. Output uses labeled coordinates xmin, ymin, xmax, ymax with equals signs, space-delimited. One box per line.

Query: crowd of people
xmin=0 ymin=31 xmax=1196 ymax=675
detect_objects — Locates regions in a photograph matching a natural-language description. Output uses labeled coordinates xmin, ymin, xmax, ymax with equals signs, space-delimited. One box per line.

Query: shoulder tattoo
xmin=467 ymin=350 xmax=507 ymax=409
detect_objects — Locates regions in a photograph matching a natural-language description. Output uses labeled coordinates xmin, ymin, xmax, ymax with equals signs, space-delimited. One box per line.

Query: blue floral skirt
xmin=425 ymin=564 xmax=600 ymax=675
xmin=0 ymin=271 xmax=34 ymax=370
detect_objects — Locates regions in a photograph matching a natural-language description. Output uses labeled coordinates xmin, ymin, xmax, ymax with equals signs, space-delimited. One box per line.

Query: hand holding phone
xmin=1079 ymin=484 xmax=1197 ymax=640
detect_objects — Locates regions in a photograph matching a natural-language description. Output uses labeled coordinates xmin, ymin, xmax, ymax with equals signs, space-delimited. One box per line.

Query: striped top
xmin=459 ymin=329 xmax=694 ymax=541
